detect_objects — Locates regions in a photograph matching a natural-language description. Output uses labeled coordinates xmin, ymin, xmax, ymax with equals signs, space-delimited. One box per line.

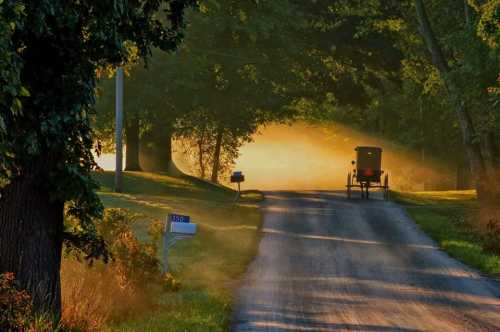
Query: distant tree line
xmin=94 ymin=1 xmax=500 ymax=196
xmin=93 ymin=1 xmax=298 ymax=182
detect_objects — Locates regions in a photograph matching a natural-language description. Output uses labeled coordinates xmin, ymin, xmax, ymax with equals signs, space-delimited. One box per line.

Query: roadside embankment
xmin=61 ymin=171 xmax=263 ymax=332
xmin=392 ymin=190 xmax=500 ymax=276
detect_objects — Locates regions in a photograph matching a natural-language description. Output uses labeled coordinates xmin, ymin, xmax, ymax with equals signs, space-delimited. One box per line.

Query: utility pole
xmin=115 ymin=67 xmax=124 ymax=193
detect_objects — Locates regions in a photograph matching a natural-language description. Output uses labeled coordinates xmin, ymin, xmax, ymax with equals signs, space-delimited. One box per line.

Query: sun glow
xmin=231 ymin=122 xmax=454 ymax=191
xmin=96 ymin=122 xmax=455 ymax=191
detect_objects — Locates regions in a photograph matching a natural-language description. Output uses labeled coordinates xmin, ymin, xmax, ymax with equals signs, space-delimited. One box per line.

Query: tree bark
xmin=457 ymin=160 xmax=473 ymax=190
xmin=125 ymin=117 xmax=142 ymax=171
xmin=0 ymin=172 xmax=64 ymax=317
xmin=211 ymin=127 xmax=224 ymax=183
xmin=481 ymin=132 xmax=499 ymax=180
xmin=197 ymin=128 xmax=207 ymax=179
xmin=140 ymin=125 xmax=173 ymax=172
xmin=415 ymin=0 xmax=494 ymax=203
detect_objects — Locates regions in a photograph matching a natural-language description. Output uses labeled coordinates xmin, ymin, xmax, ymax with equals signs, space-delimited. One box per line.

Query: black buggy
xmin=346 ymin=146 xmax=389 ymax=200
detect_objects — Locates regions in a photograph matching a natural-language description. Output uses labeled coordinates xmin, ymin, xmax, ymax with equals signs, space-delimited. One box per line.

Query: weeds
xmin=61 ymin=208 xmax=168 ymax=332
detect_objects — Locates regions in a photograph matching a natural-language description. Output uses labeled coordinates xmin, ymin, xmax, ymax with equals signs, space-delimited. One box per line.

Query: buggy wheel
xmin=346 ymin=173 xmax=352 ymax=199
xmin=384 ymin=174 xmax=389 ymax=201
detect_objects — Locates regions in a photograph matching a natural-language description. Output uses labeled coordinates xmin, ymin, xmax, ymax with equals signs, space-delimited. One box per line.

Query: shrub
xmin=61 ymin=260 xmax=143 ymax=332
xmin=0 ymin=273 xmax=59 ymax=332
xmin=97 ymin=209 xmax=162 ymax=287
xmin=61 ymin=208 xmax=169 ymax=331
xmin=0 ymin=273 xmax=33 ymax=332
xmin=160 ymin=273 xmax=182 ymax=292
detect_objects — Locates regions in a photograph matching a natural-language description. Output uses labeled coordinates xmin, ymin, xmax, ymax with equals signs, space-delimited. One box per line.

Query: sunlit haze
xmin=97 ymin=122 xmax=455 ymax=191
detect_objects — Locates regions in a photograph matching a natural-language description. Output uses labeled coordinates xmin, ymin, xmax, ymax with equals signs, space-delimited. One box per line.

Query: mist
xmin=181 ymin=122 xmax=456 ymax=191
xmin=97 ymin=122 xmax=456 ymax=192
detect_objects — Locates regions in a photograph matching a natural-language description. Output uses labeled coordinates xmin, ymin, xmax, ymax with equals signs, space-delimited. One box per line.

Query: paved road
xmin=232 ymin=191 xmax=500 ymax=331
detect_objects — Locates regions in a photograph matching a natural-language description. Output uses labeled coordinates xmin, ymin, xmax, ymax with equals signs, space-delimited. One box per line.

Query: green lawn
xmin=392 ymin=190 xmax=500 ymax=276
xmin=93 ymin=171 xmax=263 ymax=332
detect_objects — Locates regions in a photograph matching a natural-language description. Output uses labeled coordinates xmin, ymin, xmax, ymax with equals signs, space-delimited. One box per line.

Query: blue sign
xmin=233 ymin=171 xmax=243 ymax=176
xmin=169 ymin=214 xmax=191 ymax=224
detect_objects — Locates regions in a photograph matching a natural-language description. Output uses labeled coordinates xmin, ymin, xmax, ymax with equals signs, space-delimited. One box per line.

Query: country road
xmin=231 ymin=191 xmax=500 ymax=331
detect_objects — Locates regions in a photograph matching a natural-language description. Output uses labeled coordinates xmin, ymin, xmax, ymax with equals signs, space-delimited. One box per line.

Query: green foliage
xmin=94 ymin=0 xmax=300 ymax=176
xmin=0 ymin=0 xmax=196 ymax=259
xmin=97 ymin=209 xmax=162 ymax=286
xmin=67 ymin=208 xmax=164 ymax=286
xmin=0 ymin=2 xmax=26 ymax=178
xmin=476 ymin=0 xmax=500 ymax=49
xmin=300 ymin=0 xmax=500 ymax=170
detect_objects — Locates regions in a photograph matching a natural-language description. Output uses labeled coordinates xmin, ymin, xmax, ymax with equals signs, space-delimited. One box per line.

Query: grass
xmin=392 ymin=190 xmax=500 ymax=276
xmin=90 ymin=171 xmax=264 ymax=331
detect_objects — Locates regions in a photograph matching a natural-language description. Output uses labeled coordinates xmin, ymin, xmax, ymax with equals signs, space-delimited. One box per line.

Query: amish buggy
xmin=346 ymin=146 xmax=389 ymax=200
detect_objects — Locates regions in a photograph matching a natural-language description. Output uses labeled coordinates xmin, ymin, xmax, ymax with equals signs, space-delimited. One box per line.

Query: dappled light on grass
xmin=95 ymin=153 xmax=124 ymax=171
xmin=401 ymin=190 xmax=477 ymax=204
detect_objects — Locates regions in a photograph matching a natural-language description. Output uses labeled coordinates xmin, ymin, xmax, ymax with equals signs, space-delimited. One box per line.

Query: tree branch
xmin=414 ymin=0 xmax=450 ymax=75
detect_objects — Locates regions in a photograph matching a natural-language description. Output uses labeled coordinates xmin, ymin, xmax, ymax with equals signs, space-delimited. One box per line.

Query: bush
xmin=160 ymin=273 xmax=182 ymax=292
xmin=0 ymin=272 xmax=33 ymax=331
xmin=61 ymin=208 xmax=169 ymax=331
xmin=97 ymin=209 xmax=162 ymax=287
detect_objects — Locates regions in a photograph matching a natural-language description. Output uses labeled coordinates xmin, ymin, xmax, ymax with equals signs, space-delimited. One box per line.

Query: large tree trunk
xmin=140 ymin=125 xmax=173 ymax=172
xmin=125 ymin=117 xmax=142 ymax=171
xmin=481 ymin=132 xmax=497 ymax=180
xmin=415 ymin=0 xmax=496 ymax=204
xmin=211 ymin=128 xmax=224 ymax=183
xmin=0 ymin=172 xmax=64 ymax=317
xmin=456 ymin=160 xmax=473 ymax=190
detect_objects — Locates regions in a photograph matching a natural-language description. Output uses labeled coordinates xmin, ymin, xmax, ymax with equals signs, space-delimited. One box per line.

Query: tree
xmin=171 ymin=0 xmax=300 ymax=182
xmin=413 ymin=0 xmax=500 ymax=204
xmin=93 ymin=0 xmax=300 ymax=180
xmin=294 ymin=0 xmax=500 ymax=199
xmin=93 ymin=48 xmax=197 ymax=172
xmin=0 ymin=0 xmax=195 ymax=317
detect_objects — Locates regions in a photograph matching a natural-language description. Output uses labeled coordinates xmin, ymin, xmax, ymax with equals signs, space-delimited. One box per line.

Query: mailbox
xmin=231 ymin=171 xmax=245 ymax=183
xmin=170 ymin=222 xmax=197 ymax=235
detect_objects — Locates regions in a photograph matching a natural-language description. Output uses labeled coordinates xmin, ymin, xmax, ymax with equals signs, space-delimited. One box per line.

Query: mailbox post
xmin=163 ymin=213 xmax=197 ymax=274
xmin=230 ymin=171 xmax=245 ymax=202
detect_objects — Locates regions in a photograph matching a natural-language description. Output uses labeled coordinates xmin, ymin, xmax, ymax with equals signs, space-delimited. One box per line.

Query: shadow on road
xmin=232 ymin=191 xmax=500 ymax=332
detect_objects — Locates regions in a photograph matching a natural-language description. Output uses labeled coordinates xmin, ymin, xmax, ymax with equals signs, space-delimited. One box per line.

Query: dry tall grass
xmin=61 ymin=209 xmax=164 ymax=332
xmin=61 ymin=260 xmax=154 ymax=332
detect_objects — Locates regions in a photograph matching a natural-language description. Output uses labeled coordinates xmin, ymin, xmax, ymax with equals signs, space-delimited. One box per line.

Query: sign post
xmin=230 ymin=171 xmax=245 ymax=202
xmin=163 ymin=213 xmax=197 ymax=274
xmin=114 ymin=67 xmax=124 ymax=193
